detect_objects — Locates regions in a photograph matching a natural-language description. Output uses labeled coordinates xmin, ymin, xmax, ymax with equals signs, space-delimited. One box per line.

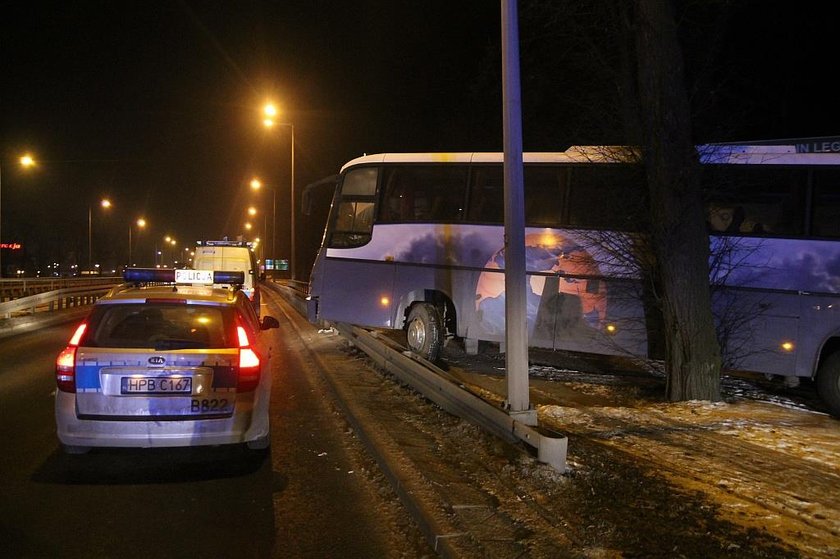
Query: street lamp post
xmin=250 ymin=177 xmax=276 ymax=268
xmin=88 ymin=198 xmax=111 ymax=274
xmin=128 ymin=218 xmax=146 ymax=267
xmin=262 ymin=103 xmax=295 ymax=279
xmin=161 ymin=236 xmax=176 ymax=267
xmin=0 ymin=154 xmax=36 ymax=277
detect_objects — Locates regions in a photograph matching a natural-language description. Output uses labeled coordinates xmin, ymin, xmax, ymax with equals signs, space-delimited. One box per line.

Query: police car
xmin=54 ymin=267 xmax=279 ymax=453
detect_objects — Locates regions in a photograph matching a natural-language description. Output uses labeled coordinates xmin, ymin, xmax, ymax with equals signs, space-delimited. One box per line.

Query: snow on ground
xmin=536 ymin=370 xmax=840 ymax=559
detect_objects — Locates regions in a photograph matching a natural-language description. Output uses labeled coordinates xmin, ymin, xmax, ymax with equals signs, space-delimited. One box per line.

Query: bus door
xmin=310 ymin=166 xmax=396 ymax=328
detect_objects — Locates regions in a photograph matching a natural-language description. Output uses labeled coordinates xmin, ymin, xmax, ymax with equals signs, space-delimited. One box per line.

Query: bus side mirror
xmin=261 ymin=316 xmax=280 ymax=330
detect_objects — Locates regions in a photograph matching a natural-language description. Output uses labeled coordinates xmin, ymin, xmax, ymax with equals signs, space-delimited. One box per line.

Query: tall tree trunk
xmin=634 ymin=0 xmax=721 ymax=401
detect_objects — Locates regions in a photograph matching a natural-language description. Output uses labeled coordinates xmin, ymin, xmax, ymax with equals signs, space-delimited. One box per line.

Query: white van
xmin=193 ymin=240 xmax=261 ymax=316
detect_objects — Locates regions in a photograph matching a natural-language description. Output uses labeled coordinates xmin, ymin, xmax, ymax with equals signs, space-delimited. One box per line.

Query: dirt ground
xmin=433 ymin=341 xmax=840 ymax=558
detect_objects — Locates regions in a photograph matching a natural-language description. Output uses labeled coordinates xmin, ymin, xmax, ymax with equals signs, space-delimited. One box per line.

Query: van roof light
xmin=196 ymin=239 xmax=253 ymax=248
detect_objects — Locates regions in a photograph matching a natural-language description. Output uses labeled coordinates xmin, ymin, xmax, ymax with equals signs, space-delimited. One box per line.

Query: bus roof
xmin=340 ymin=144 xmax=840 ymax=173
xmin=339 ymin=147 xmax=637 ymax=172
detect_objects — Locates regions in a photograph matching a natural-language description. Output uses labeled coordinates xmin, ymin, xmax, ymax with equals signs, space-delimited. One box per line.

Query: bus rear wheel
xmin=816 ymin=352 xmax=840 ymax=417
xmin=405 ymin=303 xmax=443 ymax=362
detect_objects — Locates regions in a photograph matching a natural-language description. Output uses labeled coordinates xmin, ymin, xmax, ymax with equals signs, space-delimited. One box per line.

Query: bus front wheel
xmin=406 ymin=303 xmax=443 ymax=362
xmin=817 ymin=352 xmax=840 ymax=417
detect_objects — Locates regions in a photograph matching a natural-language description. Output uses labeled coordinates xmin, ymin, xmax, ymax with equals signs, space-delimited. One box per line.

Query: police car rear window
xmin=83 ymin=304 xmax=235 ymax=350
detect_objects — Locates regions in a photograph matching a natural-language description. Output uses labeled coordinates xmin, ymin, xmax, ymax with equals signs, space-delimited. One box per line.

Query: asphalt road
xmin=0 ymin=292 xmax=425 ymax=558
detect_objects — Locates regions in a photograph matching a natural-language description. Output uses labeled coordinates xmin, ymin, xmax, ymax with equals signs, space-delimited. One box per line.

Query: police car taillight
xmin=236 ymin=324 xmax=261 ymax=392
xmin=55 ymin=322 xmax=87 ymax=393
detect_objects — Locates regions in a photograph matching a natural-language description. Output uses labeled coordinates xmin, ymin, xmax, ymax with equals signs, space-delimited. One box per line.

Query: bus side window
xmin=379 ymin=166 xmax=467 ymax=222
xmin=812 ymin=169 xmax=840 ymax=238
xmin=567 ymin=165 xmax=646 ymax=230
xmin=427 ymin=167 xmax=468 ymax=221
xmin=466 ymin=165 xmax=568 ymax=226
xmin=703 ymin=166 xmax=806 ymax=236
xmin=467 ymin=166 xmax=504 ymax=223
xmin=379 ymin=169 xmax=412 ymax=222
xmin=525 ymin=165 xmax=567 ymax=226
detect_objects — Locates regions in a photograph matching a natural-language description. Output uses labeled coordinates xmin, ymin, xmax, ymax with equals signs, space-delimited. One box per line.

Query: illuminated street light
xmin=244 ymin=222 xmax=252 ymax=231
xmin=248 ymin=206 xmax=257 ymax=216
xmin=263 ymin=103 xmax=277 ymax=128
xmin=88 ymin=198 xmax=112 ymax=273
xmin=20 ymin=154 xmax=36 ymax=168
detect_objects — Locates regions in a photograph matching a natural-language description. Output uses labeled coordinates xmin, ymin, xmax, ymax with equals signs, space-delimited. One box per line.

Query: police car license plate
xmin=121 ymin=376 xmax=192 ymax=394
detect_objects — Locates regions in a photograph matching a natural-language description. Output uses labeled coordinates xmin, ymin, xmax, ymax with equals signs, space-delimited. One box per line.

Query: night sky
xmin=1 ymin=1 xmax=837 ymax=276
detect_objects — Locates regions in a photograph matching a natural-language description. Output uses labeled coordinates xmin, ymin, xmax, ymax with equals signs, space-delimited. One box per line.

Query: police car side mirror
xmin=261 ymin=316 xmax=280 ymax=330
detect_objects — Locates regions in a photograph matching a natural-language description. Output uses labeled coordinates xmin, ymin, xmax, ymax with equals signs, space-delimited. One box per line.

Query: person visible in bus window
xmin=707 ymin=204 xmax=732 ymax=231
xmin=707 ymin=205 xmax=744 ymax=233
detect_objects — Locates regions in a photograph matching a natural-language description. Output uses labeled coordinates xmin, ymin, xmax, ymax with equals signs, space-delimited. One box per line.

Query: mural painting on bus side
xmin=337 ymin=224 xmax=617 ymax=346
xmin=474 ymin=232 xmax=607 ymax=342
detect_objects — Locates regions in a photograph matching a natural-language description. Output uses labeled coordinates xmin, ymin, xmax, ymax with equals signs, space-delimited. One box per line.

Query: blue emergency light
xmin=212 ymin=271 xmax=245 ymax=285
xmin=124 ymin=268 xmax=176 ymax=283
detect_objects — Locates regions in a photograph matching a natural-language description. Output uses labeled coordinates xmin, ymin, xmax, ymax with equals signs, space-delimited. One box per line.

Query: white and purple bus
xmin=307 ymin=146 xmax=840 ymax=415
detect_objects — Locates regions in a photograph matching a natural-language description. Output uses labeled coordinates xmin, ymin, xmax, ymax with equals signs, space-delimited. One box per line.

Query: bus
xmin=306 ymin=146 xmax=840 ymax=415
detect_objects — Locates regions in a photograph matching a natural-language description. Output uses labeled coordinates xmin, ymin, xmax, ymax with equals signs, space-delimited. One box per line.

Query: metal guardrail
xmin=0 ymin=285 xmax=115 ymax=319
xmin=0 ymin=277 xmax=120 ymax=303
xmin=264 ymin=280 xmax=567 ymax=472
xmin=335 ymin=323 xmax=568 ymax=473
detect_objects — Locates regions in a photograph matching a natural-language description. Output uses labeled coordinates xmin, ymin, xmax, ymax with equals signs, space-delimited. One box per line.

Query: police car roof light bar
xmin=123 ymin=267 xmax=245 ymax=288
